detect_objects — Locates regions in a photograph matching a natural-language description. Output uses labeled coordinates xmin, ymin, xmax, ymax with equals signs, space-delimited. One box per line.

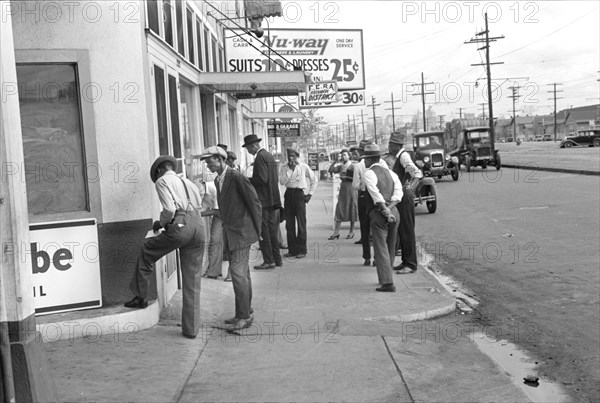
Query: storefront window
xmin=196 ymin=18 xmax=203 ymax=71
xmin=211 ymin=37 xmax=218 ymax=72
xmin=163 ymin=0 xmax=174 ymax=47
xmin=204 ymin=28 xmax=210 ymax=72
xmin=16 ymin=64 xmax=88 ymax=216
xmin=168 ymin=74 xmax=182 ymax=160
xmin=154 ymin=65 xmax=169 ymax=155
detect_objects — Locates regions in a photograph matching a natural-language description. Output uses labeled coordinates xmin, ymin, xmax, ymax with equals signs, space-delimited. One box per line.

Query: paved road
xmin=414 ymin=167 xmax=600 ymax=402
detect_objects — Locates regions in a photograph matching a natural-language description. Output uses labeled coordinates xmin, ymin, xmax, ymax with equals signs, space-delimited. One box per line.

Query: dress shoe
xmin=363 ymin=259 xmax=371 ymax=266
xmin=283 ymin=252 xmax=297 ymax=258
xmin=346 ymin=233 xmax=355 ymax=239
xmin=395 ymin=249 xmax=402 ymax=256
xmin=376 ymin=283 xmax=396 ymax=292
xmin=224 ymin=313 xmax=254 ymax=325
xmin=225 ymin=317 xmax=253 ymax=331
xmin=224 ymin=276 xmax=232 ymax=282
xmin=296 ymin=253 xmax=306 ymax=259
xmin=354 ymin=239 xmax=363 ymax=244
xmin=395 ymin=266 xmax=417 ymax=274
xmin=328 ymin=234 xmax=340 ymax=240
xmin=372 ymin=260 xmax=377 ymax=267
xmin=205 ymin=275 xmax=219 ymax=279
xmin=275 ymin=263 xmax=283 ymax=268
xmin=254 ymin=262 xmax=276 ymax=270
xmin=124 ymin=296 xmax=148 ymax=309
xmin=182 ymin=333 xmax=197 ymax=339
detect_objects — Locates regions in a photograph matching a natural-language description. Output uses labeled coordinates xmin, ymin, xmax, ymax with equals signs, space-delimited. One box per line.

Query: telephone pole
xmin=466 ymin=12 xmax=504 ymax=149
xmin=508 ymin=85 xmax=521 ymax=141
xmin=370 ymin=96 xmax=381 ymax=143
xmin=438 ymin=115 xmax=446 ymax=129
xmin=384 ymin=93 xmax=402 ymax=133
xmin=547 ymin=83 xmax=563 ymax=141
xmin=360 ymin=110 xmax=366 ymax=140
xmin=479 ymin=103 xmax=487 ymax=119
xmin=458 ymin=107 xmax=464 ymax=119
xmin=411 ymin=73 xmax=434 ymax=132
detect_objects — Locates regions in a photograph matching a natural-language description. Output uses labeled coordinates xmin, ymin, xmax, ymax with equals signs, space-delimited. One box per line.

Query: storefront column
xmin=0 ymin=4 xmax=56 ymax=401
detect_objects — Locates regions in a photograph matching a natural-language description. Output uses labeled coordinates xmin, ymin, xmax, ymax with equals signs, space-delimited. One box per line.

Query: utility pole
xmin=479 ymin=103 xmax=487 ymax=119
xmin=384 ymin=93 xmax=402 ymax=133
xmin=370 ymin=96 xmax=381 ymax=143
xmin=438 ymin=115 xmax=445 ymax=129
xmin=466 ymin=12 xmax=504 ymax=150
xmin=347 ymin=114 xmax=352 ymax=143
xmin=458 ymin=107 xmax=464 ymax=119
xmin=547 ymin=83 xmax=563 ymax=141
xmin=508 ymin=85 xmax=521 ymax=141
xmin=411 ymin=73 xmax=434 ymax=132
xmin=352 ymin=115 xmax=357 ymax=141
xmin=360 ymin=110 xmax=366 ymax=140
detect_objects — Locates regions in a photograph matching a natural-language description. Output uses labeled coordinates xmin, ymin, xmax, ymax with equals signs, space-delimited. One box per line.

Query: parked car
xmin=542 ymin=134 xmax=553 ymax=141
xmin=534 ymin=135 xmax=543 ymax=142
xmin=560 ymin=129 xmax=600 ymax=148
xmin=506 ymin=137 xmax=514 ymax=142
xmin=413 ymin=131 xmax=459 ymax=181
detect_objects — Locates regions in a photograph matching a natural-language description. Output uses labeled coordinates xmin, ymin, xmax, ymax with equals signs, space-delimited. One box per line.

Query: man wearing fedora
xmin=361 ymin=144 xmax=403 ymax=292
xmin=387 ymin=132 xmax=423 ymax=275
xmin=201 ymin=146 xmax=262 ymax=330
xmin=242 ymin=134 xmax=283 ymax=270
xmin=279 ymin=148 xmax=318 ymax=259
xmin=125 ymin=155 xmax=205 ymax=339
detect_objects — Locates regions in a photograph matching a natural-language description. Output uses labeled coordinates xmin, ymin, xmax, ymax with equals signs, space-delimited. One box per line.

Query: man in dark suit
xmin=387 ymin=132 xmax=423 ymax=274
xmin=201 ymin=146 xmax=262 ymax=331
xmin=242 ymin=134 xmax=283 ymax=270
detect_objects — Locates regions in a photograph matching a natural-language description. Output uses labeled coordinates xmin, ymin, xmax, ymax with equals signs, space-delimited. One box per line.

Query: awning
xmin=198 ymin=71 xmax=309 ymax=99
xmin=248 ymin=111 xmax=303 ymax=120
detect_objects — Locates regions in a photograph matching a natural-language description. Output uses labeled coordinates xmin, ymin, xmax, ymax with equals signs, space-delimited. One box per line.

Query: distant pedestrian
xmin=387 ymin=132 xmax=423 ymax=274
xmin=328 ymin=149 xmax=357 ymax=240
xmin=125 ymin=155 xmax=205 ymax=339
xmin=201 ymin=146 xmax=262 ymax=331
xmin=279 ymin=148 xmax=318 ymax=258
xmin=226 ymin=151 xmax=240 ymax=171
xmin=361 ymin=145 xmax=403 ymax=292
xmin=243 ymin=134 xmax=283 ymax=270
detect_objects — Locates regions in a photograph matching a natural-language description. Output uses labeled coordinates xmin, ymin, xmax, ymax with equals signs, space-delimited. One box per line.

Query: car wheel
xmin=451 ymin=167 xmax=459 ymax=181
xmin=426 ymin=186 xmax=437 ymax=214
xmin=593 ymin=138 xmax=600 ymax=147
xmin=564 ymin=141 xmax=573 ymax=148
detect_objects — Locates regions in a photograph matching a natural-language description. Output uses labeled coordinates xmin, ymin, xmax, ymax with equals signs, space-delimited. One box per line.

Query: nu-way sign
xmin=224 ymin=28 xmax=365 ymax=91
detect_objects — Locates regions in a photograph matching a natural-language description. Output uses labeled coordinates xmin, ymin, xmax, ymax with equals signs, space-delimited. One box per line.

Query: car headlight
xmin=423 ymin=156 xmax=430 ymax=163
xmin=445 ymin=154 xmax=450 ymax=161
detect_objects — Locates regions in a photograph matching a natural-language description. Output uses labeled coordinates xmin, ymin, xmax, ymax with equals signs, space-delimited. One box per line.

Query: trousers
xmin=229 ymin=246 xmax=252 ymax=320
xmin=259 ymin=206 xmax=282 ymax=265
xmin=357 ymin=190 xmax=371 ymax=260
xmin=369 ymin=207 xmax=399 ymax=285
xmin=205 ymin=215 xmax=224 ymax=277
xmin=284 ymin=188 xmax=307 ymax=255
xmin=129 ymin=211 xmax=204 ymax=337
xmin=397 ymin=188 xmax=417 ymax=270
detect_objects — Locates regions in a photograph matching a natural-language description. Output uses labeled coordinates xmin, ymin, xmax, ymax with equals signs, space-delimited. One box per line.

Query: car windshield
xmin=467 ymin=130 xmax=490 ymax=143
xmin=415 ymin=135 xmax=443 ymax=148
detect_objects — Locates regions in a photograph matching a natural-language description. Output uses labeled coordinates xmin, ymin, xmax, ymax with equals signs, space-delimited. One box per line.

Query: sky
xmin=265 ymin=0 xmax=600 ymax=128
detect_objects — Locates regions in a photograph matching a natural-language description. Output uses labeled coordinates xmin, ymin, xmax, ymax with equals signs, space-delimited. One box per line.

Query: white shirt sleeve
xmin=363 ymin=169 xmax=385 ymax=204
xmin=390 ymin=170 xmax=404 ymax=203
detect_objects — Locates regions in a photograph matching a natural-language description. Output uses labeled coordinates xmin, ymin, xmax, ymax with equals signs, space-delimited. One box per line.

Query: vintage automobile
xmin=413 ymin=177 xmax=437 ymax=214
xmin=559 ymin=129 xmax=600 ymax=148
xmin=445 ymin=119 xmax=501 ymax=172
xmin=412 ymin=131 xmax=459 ymax=181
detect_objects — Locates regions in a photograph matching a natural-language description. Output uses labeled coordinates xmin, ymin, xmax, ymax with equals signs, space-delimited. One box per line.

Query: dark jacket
xmin=250 ymin=148 xmax=281 ymax=208
xmin=217 ymin=167 xmax=262 ymax=251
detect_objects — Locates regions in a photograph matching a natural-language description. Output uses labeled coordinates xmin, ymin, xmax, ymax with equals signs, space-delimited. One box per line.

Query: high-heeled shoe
xmin=346 ymin=233 xmax=355 ymax=239
xmin=328 ymin=234 xmax=340 ymax=240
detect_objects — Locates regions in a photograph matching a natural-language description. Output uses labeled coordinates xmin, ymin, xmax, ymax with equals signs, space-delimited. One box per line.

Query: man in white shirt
xmin=361 ymin=144 xmax=403 ymax=292
xmin=125 ymin=155 xmax=205 ymax=339
xmin=279 ymin=148 xmax=318 ymax=259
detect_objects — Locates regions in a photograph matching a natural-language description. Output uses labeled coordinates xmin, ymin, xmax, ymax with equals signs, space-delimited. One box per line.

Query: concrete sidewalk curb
xmin=502 ymin=163 xmax=600 ymax=176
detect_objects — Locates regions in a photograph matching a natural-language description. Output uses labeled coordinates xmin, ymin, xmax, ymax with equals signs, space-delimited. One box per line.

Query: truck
xmin=444 ymin=118 xmax=501 ymax=171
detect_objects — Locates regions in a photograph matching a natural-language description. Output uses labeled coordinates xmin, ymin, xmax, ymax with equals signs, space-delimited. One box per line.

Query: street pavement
xmin=39 ymin=179 xmax=540 ymax=403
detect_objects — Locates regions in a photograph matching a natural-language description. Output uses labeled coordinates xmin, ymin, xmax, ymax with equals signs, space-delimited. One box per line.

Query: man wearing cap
xmin=125 ymin=155 xmax=205 ymax=339
xmin=226 ymin=151 xmax=240 ymax=171
xmin=242 ymin=134 xmax=283 ymax=270
xmin=387 ymin=132 xmax=423 ymax=274
xmin=201 ymin=146 xmax=262 ymax=330
xmin=361 ymin=144 xmax=402 ymax=292
xmin=279 ymin=148 xmax=318 ymax=259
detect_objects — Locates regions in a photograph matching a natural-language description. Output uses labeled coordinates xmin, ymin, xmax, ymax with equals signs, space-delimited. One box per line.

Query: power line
xmin=411 ymin=73 xmax=434 ymax=132
xmin=384 ymin=93 xmax=402 ymax=133
xmin=547 ymin=83 xmax=564 ymax=141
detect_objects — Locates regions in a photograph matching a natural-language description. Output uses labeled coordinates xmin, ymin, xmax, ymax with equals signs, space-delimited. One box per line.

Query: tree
xmin=296 ymin=109 xmax=327 ymax=153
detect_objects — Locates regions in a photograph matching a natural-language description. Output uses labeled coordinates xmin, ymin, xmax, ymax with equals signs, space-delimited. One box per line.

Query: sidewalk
xmin=40 ymin=181 xmax=532 ymax=403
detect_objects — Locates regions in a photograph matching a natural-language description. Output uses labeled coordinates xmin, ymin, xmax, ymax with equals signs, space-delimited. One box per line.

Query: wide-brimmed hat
xmin=150 ymin=155 xmax=177 ymax=183
xmin=241 ymin=134 xmax=262 ymax=147
xmin=286 ymin=148 xmax=300 ymax=157
xmin=200 ymin=146 xmax=227 ymax=160
xmin=389 ymin=132 xmax=406 ymax=145
xmin=216 ymin=143 xmax=228 ymax=151
xmin=360 ymin=144 xmax=385 ymax=159
xmin=358 ymin=139 xmax=372 ymax=150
